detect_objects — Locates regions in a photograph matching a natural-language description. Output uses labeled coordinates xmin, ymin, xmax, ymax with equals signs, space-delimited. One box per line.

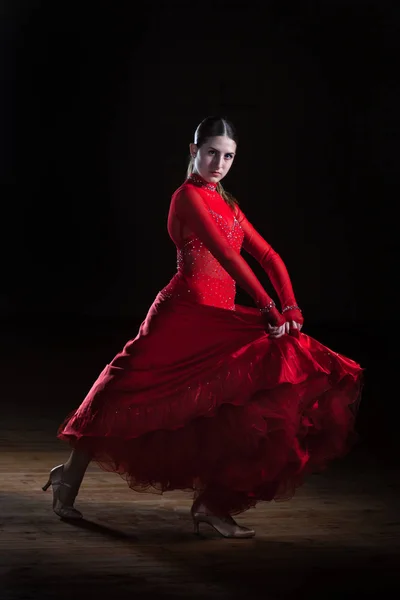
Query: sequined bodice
xmin=163 ymin=177 xmax=244 ymax=310
xmin=176 ymin=208 xmax=244 ymax=309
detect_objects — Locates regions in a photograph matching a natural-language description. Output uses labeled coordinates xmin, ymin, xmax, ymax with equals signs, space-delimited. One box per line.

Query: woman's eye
xmin=208 ymin=150 xmax=215 ymax=155
xmin=225 ymin=154 xmax=233 ymax=159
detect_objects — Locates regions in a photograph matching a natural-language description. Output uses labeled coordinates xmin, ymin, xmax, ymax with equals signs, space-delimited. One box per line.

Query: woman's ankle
xmin=192 ymin=494 xmax=226 ymax=518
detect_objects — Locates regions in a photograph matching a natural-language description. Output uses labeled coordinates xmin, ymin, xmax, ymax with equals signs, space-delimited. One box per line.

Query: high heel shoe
xmin=191 ymin=506 xmax=255 ymax=539
xmin=42 ymin=464 xmax=83 ymax=520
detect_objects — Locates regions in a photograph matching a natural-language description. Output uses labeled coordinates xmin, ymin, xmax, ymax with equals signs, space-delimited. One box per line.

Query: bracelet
xmin=282 ymin=305 xmax=302 ymax=313
xmin=259 ymin=301 xmax=276 ymax=314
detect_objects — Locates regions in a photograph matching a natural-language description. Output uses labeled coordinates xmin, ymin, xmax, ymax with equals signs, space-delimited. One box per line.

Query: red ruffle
xmin=58 ymin=300 xmax=362 ymax=515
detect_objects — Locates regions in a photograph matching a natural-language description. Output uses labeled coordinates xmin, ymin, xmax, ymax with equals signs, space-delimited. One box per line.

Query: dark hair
xmin=187 ymin=116 xmax=238 ymax=209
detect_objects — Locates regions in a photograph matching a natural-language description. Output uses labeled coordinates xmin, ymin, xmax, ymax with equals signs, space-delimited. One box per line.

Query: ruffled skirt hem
xmin=58 ymin=307 xmax=363 ymax=515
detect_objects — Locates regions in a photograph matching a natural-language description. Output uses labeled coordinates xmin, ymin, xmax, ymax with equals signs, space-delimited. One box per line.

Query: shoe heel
xmin=42 ymin=478 xmax=51 ymax=492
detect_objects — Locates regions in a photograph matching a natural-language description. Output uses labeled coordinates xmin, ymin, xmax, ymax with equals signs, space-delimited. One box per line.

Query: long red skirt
xmin=58 ymin=292 xmax=363 ymax=515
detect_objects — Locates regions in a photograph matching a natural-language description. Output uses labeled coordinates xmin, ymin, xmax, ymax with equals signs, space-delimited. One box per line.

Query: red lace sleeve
xmin=173 ymin=187 xmax=285 ymax=326
xmin=236 ymin=206 xmax=303 ymax=325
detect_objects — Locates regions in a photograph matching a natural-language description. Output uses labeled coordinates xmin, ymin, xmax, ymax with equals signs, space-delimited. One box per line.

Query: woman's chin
xmin=208 ymin=173 xmax=222 ymax=183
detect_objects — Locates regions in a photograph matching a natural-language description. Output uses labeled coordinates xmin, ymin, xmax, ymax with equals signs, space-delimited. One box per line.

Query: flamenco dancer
xmin=43 ymin=116 xmax=363 ymax=538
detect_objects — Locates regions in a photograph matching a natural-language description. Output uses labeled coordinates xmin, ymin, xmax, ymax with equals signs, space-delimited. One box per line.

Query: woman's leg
xmin=193 ymin=484 xmax=251 ymax=517
xmin=61 ymin=448 xmax=91 ymax=499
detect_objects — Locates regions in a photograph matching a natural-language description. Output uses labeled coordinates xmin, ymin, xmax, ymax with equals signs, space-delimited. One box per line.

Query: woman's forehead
xmin=204 ymin=136 xmax=236 ymax=152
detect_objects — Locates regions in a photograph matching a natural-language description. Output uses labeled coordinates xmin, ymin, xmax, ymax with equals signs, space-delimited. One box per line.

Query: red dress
xmin=58 ymin=173 xmax=363 ymax=515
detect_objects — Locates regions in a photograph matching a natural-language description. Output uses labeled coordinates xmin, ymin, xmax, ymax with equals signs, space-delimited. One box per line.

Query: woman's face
xmin=190 ymin=135 xmax=236 ymax=183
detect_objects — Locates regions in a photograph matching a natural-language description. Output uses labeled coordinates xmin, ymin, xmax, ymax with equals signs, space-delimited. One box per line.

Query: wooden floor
xmin=1 ymin=412 xmax=399 ymax=600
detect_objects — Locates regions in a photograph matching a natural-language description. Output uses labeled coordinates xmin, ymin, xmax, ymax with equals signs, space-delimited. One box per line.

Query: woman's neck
xmin=188 ymin=172 xmax=217 ymax=191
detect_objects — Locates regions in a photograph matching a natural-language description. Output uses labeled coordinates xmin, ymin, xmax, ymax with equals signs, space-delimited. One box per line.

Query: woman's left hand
xmin=283 ymin=308 xmax=304 ymax=330
xmin=290 ymin=320 xmax=302 ymax=332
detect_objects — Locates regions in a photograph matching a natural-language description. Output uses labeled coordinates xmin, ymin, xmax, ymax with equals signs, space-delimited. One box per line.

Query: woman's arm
xmin=235 ymin=206 xmax=303 ymax=327
xmin=172 ymin=187 xmax=285 ymax=326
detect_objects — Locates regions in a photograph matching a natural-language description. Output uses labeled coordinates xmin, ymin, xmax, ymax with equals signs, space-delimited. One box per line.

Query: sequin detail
xmin=187 ymin=173 xmax=217 ymax=191
xmin=161 ymin=187 xmax=244 ymax=310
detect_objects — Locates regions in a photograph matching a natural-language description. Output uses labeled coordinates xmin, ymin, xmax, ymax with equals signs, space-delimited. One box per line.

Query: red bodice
xmin=164 ymin=173 xmax=301 ymax=321
xmin=165 ymin=175 xmax=244 ymax=309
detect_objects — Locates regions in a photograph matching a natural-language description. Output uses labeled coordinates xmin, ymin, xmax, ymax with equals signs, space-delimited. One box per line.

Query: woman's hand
xmin=267 ymin=323 xmax=286 ymax=338
xmin=289 ymin=320 xmax=302 ymax=332
xmin=268 ymin=320 xmax=302 ymax=338
xmin=283 ymin=308 xmax=303 ymax=328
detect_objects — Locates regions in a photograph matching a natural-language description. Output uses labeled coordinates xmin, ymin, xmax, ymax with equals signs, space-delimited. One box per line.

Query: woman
xmin=44 ymin=116 xmax=363 ymax=539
